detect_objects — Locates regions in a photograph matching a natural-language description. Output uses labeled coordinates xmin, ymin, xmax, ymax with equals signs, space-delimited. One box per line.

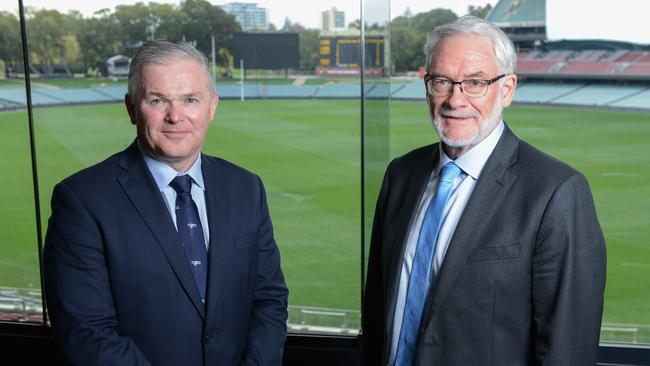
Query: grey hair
xmin=423 ymin=15 xmax=516 ymax=75
xmin=127 ymin=40 xmax=213 ymax=104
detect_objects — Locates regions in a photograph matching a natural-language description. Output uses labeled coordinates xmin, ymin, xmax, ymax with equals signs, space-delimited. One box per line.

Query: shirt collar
xmin=140 ymin=148 xmax=205 ymax=192
xmin=437 ymin=120 xmax=505 ymax=180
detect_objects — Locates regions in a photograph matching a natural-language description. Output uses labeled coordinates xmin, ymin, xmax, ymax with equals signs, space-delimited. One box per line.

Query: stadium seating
xmin=517 ymin=60 xmax=556 ymax=73
xmin=264 ymin=85 xmax=318 ymax=98
xmin=559 ymin=61 xmax=615 ymax=74
xmin=316 ymin=83 xmax=361 ymax=98
xmin=513 ymin=82 xmax=585 ymax=103
xmin=391 ymin=80 xmax=425 ymax=100
xmin=552 ymin=85 xmax=645 ymax=106
xmin=608 ymin=87 xmax=650 ymax=109
xmin=215 ymin=83 xmax=263 ymax=99
xmin=34 ymin=88 xmax=115 ymax=103
xmin=0 ymin=88 xmax=61 ymax=106
xmin=621 ymin=63 xmax=650 ymax=76
xmin=92 ymin=86 xmax=127 ymax=101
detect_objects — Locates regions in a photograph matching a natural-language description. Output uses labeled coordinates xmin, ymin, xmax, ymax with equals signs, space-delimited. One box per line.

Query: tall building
xmin=221 ymin=2 xmax=269 ymax=31
xmin=321 ymin=7 xmax=345 ymax=33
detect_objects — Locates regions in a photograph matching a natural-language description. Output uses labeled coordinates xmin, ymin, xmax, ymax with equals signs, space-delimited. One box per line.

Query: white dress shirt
xmin=388 ymin=121 xmax=505 ymax=366
xmin=141 ymin=152 xmax=210 ymax=249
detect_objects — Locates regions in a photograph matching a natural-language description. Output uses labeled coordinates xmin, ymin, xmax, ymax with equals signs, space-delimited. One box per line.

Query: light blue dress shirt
xmin=388 ymin=121 xmax=505 ymax=366
xmin=141 ymin=152 xmax=210 ymax=249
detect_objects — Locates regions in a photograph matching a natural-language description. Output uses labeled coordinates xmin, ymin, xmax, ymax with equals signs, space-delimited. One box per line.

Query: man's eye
xmin=434 ymin=79 xmax=450 ymax=87
xmin=149 ymin=98 xmax=162 ymax=105
xmin=186 ymin=97 xmax=199 ymax=103
xmin=466 ymin=80 xmax=483 ymax=88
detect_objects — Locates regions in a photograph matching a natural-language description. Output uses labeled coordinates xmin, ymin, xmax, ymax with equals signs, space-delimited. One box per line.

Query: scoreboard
xmin=318 ymin=35 xmax=385 ymax=71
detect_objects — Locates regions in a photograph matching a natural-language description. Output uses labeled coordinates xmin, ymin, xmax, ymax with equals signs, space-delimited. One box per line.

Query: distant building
xmin=106 ymin=55 xmax=130 ymax=78
xmin=221 ymin=2 xmax=269 ymax=31
xmin=321 ymin=7 xmax=345 ymax=34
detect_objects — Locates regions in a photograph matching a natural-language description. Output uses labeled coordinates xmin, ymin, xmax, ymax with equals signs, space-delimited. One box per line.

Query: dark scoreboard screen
xmin=231 ymin=33 xmax=299 ymax=69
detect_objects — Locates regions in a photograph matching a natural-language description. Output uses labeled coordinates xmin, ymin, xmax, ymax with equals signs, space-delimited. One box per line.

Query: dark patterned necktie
xmin=170 ymin=175 xmax=208 ymax=303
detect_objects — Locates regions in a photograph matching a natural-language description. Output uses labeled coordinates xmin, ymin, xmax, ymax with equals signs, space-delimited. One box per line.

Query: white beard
xmin=432 ymin=92 xmax=503 ymax=148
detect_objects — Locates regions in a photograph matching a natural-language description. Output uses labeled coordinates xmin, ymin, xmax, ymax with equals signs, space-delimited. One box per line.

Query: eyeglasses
xmin=423 ymin=74 xmax=508 ymax=98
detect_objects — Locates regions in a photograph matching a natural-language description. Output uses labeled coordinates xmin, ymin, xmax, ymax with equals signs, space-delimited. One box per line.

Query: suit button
xmin=204 ymin=335 xmax=214 ymax=344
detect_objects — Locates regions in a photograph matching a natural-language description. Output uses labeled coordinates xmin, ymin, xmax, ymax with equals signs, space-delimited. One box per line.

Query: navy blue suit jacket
xmin=44 ymin=142 xmax=288 ymax=365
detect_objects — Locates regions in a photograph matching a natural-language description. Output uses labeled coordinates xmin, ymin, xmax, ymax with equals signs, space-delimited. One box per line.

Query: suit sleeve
xmin=363 ymin=163 xmax=391 ymax=366
xmin=241 ymin=177 xmax=289 ymax=366
xmin=43 ymin=182 xmax=151 ymax=366
xmin=532 ymin=173 xmax=606 ymax=365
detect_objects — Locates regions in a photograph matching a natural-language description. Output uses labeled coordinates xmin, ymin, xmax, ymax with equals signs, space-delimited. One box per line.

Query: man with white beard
xmin=363 ymin=16 xmax=606 ymax=366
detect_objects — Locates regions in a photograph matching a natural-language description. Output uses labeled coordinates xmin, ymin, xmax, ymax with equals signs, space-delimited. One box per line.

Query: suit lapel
xmin=422 ymin=127 xmax=519 ymax=325
xmin=200 ymin=156 xmax=231 ymax=326
xmin=116 ymin=142 xmax=206 ymax=318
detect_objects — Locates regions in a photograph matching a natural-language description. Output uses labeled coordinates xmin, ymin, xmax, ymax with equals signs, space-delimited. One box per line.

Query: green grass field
xmin=1 ymin=99 xmax=649 ymax=339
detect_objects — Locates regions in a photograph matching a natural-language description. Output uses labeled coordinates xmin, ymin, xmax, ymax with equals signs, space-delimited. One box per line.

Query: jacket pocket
xmin=468 ymin=243 xmax=521 ymax=262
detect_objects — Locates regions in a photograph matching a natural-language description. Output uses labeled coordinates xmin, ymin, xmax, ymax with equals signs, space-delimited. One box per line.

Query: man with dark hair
xmin=44 ymin=40 xmax=288 ymax=365
xmin=363 ymin=16 xmax=606 ymax=365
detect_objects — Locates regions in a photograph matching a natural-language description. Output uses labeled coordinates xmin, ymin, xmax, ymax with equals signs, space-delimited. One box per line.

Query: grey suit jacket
xmin=363 ymin=125 xmax=606 ymax=365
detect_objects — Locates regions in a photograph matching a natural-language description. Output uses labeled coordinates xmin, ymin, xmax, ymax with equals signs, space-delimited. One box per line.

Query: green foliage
xmin=0 ymin=11 xmax=21 ymax=65
xmin=390 ymin=8 xmax=458 ymax=71
xmin=2 ymin=2 xmax=241 ymax=75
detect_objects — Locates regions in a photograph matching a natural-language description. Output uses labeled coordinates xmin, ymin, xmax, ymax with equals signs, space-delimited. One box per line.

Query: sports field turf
xmin=1 ymin=99 xmax=649 ymax=340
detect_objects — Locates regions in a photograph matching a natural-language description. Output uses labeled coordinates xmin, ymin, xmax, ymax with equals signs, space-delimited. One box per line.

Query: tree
xmin=409 ymin=8 xmax=457 ymax=34
xmin=389 ymin=8 xmax=459 ymax=71
xmin=180 ymin=0 xmax=241 ymax=63
xmin=0 ymin=11 xmax=21 ymax=67
xmin=468 ymin=4 xmax=493 ymax=19
xmin=390 ymin=26 xmax=426 ymax=72
xmin=25 ymin=8 xmax=81 ymax=74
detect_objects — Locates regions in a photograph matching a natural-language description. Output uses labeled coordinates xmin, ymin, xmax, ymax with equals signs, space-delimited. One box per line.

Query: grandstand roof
xmin=487 ymin=0 xmax=545 ymax=27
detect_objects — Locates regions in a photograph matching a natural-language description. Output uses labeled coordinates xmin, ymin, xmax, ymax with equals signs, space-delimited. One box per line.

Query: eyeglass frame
xmin=423 ymin=73 xmax=508 ymax=98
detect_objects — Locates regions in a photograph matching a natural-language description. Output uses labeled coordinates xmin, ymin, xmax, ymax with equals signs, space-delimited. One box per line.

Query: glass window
xmin=387 ymin=0 xmax=650 ymax=346
xmin=0 ymin=4 xmax=41 ymax=323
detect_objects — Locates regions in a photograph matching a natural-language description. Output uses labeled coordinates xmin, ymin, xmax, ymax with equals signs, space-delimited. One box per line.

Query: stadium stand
xmin=392 ymin=80 xmax=425 ymax=100
xmin=214 ymin=83 xmax=262 ymax=99
xmin=0 ymin=88 xmax=60 ymax=106
xmin=608 ymin=87 xmax=650 ymax=109
xmin=551 ymin=85 xmax=646 ymax=106
xmin=92 ymin=86 xmax=127 ymax=101
xmin=34 ymin=88 xmax=116 ymax=104
xmin=487 ymin=0 xmax=545 ymax=26
xmin=513 ymin=82 xmax=585 ymax=103
xmin=264 ymin=85 xmax=318 ymax=98
xmin=316 ymin=83 xmax=362 ymax=98
xmin=621 ymin=63 xmax=650 ymax=76
xmin=615 ymin=51 xmax=643 ymax=63
xmin=559 ymin=61 xmax=615 ymax=75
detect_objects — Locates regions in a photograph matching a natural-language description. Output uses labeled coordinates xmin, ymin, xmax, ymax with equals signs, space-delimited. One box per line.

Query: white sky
xmin=2 ymin=0 xmax=648 ymax=44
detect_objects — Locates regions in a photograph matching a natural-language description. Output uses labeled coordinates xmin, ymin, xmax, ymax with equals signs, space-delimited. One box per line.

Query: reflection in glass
xmin=386 ymin=0 xmax=650 ymax=345
xmin=0 ymin=5 xmax=41 ymax=323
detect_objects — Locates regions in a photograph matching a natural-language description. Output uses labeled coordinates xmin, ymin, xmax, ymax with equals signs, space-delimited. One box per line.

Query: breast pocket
xmin=468 ymin=243 xmax=521 ymax=262
xmin=233 ymin=233 xmax=257 ymax=250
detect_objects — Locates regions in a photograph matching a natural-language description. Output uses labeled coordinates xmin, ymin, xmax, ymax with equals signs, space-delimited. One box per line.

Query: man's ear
xmin=209 ymin=92 xmax=219 ymax=123
xmin=124 ymin=94 xmax=137 ymax=125
xmin=501 ymin=74 xmax=518 ymax=108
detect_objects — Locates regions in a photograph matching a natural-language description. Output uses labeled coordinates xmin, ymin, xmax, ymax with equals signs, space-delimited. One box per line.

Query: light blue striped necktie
xmin=394 ymin=162 xmax=462 ymax=366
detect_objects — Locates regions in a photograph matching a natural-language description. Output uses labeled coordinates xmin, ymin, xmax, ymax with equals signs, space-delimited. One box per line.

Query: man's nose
xmin=165 ymin=101 xmax=181 ymax=123
xmin=446 ymin=83 xmax=468 ymax=108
